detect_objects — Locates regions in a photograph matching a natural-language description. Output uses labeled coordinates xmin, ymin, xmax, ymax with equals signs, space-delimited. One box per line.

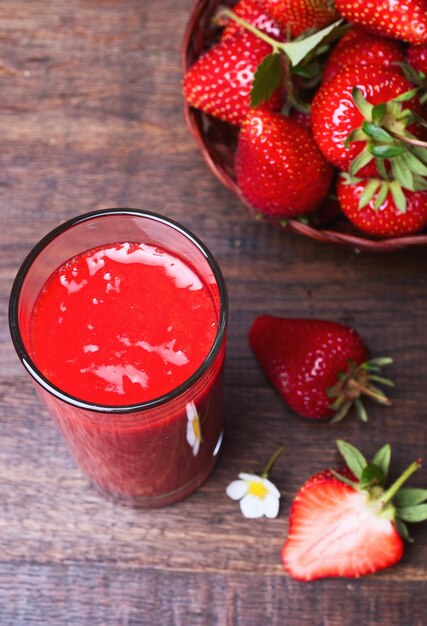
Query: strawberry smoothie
xmin=10 ymin=211 xmax=228 ymax=506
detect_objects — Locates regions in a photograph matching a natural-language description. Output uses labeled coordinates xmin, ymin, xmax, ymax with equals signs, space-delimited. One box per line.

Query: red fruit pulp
xmin=24 ymin=241 xmax=225 ymax=504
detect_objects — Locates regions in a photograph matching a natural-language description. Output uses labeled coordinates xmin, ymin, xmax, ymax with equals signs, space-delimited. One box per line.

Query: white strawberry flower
xmin=186 ymin=401 xmax=201 ymax=456
xmin=226 ymin=472 xmax=281 ymax=519
xmin=226 ymin=446 xmax=284 ymax=519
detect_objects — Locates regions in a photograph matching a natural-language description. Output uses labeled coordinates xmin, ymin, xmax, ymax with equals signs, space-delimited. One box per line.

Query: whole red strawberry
xmin=249 ymin=316 xmax=392 ymax=421
xmin=311 ymin=66 xmax=424 ymax=178
xmin=337 ymin=174 xmax=427 ymax=237
xmin=183 ymin=32 xmax=283 ymax=126
xmin=334 ymin=0 xmax=427 ymax=45
xmin=258 ymin=0 xmax=338 ymax=38
xmin=221 ymin=0 xmax=284 ymax=42
xmin=407 ymin=43 xmax=427 ymax=74
xmin=322 ymin=29 xmax=404 ymax=83
xmin=235 ymin=108 xmax=334 ymax=217
xmin=282 ymin=440 xmax=427 ymax=581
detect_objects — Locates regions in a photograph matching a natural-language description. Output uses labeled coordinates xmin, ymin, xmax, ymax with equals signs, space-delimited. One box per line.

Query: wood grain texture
xmin=0 ymin=1 xmax=426 ymax=625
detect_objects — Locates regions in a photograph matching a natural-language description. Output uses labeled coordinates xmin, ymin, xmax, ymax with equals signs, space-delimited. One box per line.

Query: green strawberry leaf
xmin=349 ymin=146 xmax=374 ymax=176
xmin=372 ymin=103 xmax=387 ymax=126
xmin=352 ymin=87 xmax=373 ymax=119
xmin=362 ymin=122 xmax=394 ymax=143
xmin=413 ymin=175 xmax=427 ymax=191
xmin=391 ymin=156 xmax=415 ymax=191
xmin=394 ymin=518 xmax=413 ymax=543
xmin=394 ymin=488 xmax=427 ymax=507
xmin=282 ymin=20 xmax=342 ymax=67
xmin=397 ymin=504 xmax=427 ymax=522
xmin=393 ymin=88 xmax=419 ymax=102
xmin=354 ymin=398 xmax=368 ymax=422
xmin=374 ymin=183 xmax=389 ymax=210
xmin=329 ymin=468 xmax=360 ymax=489
xmin=412 ymin=145 xmax=427 ymax=164
xmin=368 ymin=375 xmax=394 ymax=388
xmin=372 ymin=444 xmax=391 ymax=481
xmin=359 ymin=463 xmax=385 ymax=489
xmin=250 ymin=53 xmax=283 ymax=107
xmin=389 ymin=181 xmax=407 ymax=213
xmin=375 ymin=158 xmax=388 ymax=180
xmin=401 ymin=151 xmax=427 ymax=176
xmin=369 ymin=144 xmax=406 ymax=159
xmin=368 ymin=357 xmax=394 ymax=366
xmin=358 ymin=179 xmax=381 ymax=208
xmin=336 ymin=440 xmax=367 ymax=479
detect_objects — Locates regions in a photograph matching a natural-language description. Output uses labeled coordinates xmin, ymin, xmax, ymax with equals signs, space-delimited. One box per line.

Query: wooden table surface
xmin=1 ymin=2 xmax=427 ymax=625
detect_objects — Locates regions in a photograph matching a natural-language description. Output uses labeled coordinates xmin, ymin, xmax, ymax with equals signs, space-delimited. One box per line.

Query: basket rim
xmin=181 ymin=0 xmax=427 ymax=252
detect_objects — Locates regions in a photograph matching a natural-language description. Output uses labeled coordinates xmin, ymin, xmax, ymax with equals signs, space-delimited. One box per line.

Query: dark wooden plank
xmin=0 ymin=1 xmax=426 ymax=625
xmin=0 ymin=564 xmax=426 ymax=626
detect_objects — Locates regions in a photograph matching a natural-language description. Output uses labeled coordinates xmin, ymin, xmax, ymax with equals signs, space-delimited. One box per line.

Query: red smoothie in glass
xmin=25 ymin=240 xmax=225 ymax=504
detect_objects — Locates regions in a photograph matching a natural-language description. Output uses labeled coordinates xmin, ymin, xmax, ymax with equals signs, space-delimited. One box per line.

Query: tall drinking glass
xmin=9 ymin=209 xmax=228 ymax=507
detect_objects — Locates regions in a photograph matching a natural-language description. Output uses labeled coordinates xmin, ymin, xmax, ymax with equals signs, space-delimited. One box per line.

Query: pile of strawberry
xmin=183 ymin=0 xmax=427 ymax=238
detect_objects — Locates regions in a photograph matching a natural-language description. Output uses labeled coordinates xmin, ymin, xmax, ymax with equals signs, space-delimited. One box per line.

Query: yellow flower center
xmin=248 ymin=481 xmax=268 ymax=499
xmin=192 ymin=416 xmax=200 ymax=440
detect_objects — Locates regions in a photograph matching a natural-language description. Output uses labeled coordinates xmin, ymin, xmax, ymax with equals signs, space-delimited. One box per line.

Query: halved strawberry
xmin=282 ymin=440 xmax=427 ymax=581
xmin=334 ymin=0 xmax=427 ymax=45
xmin=235 ymin=108 xmax=334 ymax=217
xmin=249 ymin=316 xmax=392 ymax=421
xmin=183 ymin=32 xmax=283 ymax=126
xmin=337 ymin=174 xmax=427 ymax=237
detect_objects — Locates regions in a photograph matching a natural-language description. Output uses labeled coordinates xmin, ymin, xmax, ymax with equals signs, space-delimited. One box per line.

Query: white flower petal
xmin=186 ymin=401 xmax=197 ymax=422
xmin=186 ymin=420 xmax=196 ymax=447
xmin=263 ymin=493 xmax=280 ymax=519
xmin=240 ymin=494 xmax=265 ymax=519
xmin=192 ymin=436 xmax=200 ymax=457
xmin=262 ymin=477 xmax=281 ymax=498
xmin=239 ymin=472 xmax=262 ymax=483
xmin=226 ymin=480 xmax=248 ymax=501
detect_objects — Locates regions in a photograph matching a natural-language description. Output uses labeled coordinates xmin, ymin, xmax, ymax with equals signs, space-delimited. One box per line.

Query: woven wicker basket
xmin=181 ymin=0 xmax=427 ymax=252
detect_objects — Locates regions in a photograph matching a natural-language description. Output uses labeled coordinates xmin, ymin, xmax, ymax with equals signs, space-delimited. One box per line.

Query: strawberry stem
xmin=215 ymin=8 xmax=280 ymax=53
xmin=215 ymin=9 xmax=342 ymax=67
xmin=261 ymin=446 xmax=285 ymax=478
xmin=380 ymin=459 xmax=423 ymax=505
xmin=347 ymin=379 xmax=391 ymax=405
xmin=392 ymin=133 xmax=427 ymax=148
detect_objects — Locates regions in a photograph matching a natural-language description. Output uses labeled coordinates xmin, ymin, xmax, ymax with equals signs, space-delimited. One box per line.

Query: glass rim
xmin=9 ymin=208 xmax=229 ymax=414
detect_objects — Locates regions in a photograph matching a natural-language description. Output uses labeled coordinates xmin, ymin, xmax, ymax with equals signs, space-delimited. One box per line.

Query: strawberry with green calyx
xmin=311 ymin=66 xmax=427 ymax=181
xmin=322 ymin=29 xmax=404 ymax=84
xmin=258 ymin=0 xmax=339 ymax=39
xmin=183 ymin=31 xmax=285 ymax=127
xmin=215 ymin=8 xmax=341 ymax=108
xmin=334 ymin=0 xmax=427 ymax=45
xmin=235 ymin=108 xmax=334 ymax=218
xmin=249 ymin=316 xmax=393 ymax=422
xmin=282 ymin=440 xmax=427 ymax=581
xmin=337 ymin=173 xmax=427 ymax=237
